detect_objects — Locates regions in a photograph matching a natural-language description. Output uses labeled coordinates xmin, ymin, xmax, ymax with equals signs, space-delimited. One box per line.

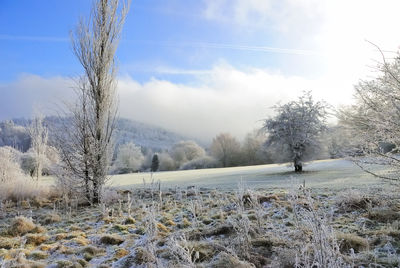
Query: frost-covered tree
xmin=57 ymin=0 xmax=130 ymax=203
xmin=180 ymin=156 xmax=219 ymax=170
xmin=170 ymin=141 xmax=206 ymax=168
xmin=21 ymin=146 xmax=60 ymax=177
xmin=210 ymin=133 xmax=241 ymax=167
xmin=339 ymin=48 xmax=400 ymax=181
xmin=241 ymin=130 xmax=271 ymax=165
xmin=112 ymin=142 xmax=144 ymax=174
xmin=27 ymin=114 xmax=48 ymax=180
xmin=158 ymin=152 xmax=176 ymax=171
xmin=0 ymin=146 xmax=23 ymax=182
xmin=0 ymin=120 xmax=30 ymax=152
xmin=262 ymin=92 xmax=328 ymax=172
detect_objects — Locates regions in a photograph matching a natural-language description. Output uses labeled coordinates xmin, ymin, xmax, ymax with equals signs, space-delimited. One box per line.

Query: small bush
xmin=101 ymin=188 xmax=122 ymax=205
xmin=180 ymin=156 xmax=220 ymax=170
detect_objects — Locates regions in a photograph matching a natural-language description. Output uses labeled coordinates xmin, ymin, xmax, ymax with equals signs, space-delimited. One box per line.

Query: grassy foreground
xmin=1 ymin=159 xmax=399 ymax=267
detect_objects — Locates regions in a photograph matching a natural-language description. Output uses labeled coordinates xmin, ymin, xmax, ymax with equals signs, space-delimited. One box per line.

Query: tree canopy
xmin=262 ymin=91 xmax=328 ymax=172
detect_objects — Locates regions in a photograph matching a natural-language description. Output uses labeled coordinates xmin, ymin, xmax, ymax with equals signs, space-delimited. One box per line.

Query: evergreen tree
xmin=151 ymin=154 xmax=159 ymax=172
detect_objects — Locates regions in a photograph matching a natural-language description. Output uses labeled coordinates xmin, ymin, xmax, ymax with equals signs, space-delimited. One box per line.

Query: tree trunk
xmin=93 ymin=180 xmax=100 ymax=204
xmin=294 ymin=159 xmax=303 ymax=172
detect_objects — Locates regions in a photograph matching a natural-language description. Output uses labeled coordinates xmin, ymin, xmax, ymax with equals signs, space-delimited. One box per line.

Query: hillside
xmin=0 ymin=117 xmax=189 ymax=151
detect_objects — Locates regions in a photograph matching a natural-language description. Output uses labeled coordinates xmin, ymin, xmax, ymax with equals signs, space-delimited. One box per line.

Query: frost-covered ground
xmin=111 ymin=159 xmax=382 ymax=190
xmin=2 ymin=159 xmax=399 ymax=267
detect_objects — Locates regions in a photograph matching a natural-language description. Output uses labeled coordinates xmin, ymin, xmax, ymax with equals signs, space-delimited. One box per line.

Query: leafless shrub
xmin=248 ymin=190 xmax=266 ymax=231
xmin=166 ymin=234 xmax=197 ymax=267
xmin=227 ymin=214 xmax=252 ymax=260
xmin=101 ymin=187 xmax=122 ymax=205
xmin=133 ymin=203 xmax=162 ymax=267
xmin=290 ymin=188 xmax=351 ymax=267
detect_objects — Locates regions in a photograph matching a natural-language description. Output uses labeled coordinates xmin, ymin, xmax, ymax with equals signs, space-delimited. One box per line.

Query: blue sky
xmin=0 ymin=0 xmax=322 ymax=82
xmin=2 ymin=0 xmax=400 ymax=140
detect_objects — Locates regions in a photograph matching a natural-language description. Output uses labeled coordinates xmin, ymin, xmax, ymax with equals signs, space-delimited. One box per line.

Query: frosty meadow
xmin=2 ymin=0 xmax=400 ymax=267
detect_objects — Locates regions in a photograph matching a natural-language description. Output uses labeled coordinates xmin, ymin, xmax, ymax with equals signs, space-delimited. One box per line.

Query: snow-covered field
xmin=111 ymin=159 xmax=382 ymax=190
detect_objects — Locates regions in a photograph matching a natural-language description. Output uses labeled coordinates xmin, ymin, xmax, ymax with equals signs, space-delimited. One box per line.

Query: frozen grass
xmin=1 ymin=158 xmax=399 ymax=267
xmin=38 ymin=159 xmax=384 ymax=191
xmin=110 ymin=159 xmax=383 ymax=190
xmin=0 ymin=184 xmax=399 ymax=267
xmin=0 ymin=177 xmax=52 ymax=202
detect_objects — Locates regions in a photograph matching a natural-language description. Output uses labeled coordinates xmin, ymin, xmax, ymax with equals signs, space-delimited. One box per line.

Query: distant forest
xmin=0 ymin=117 xmax=188 ymax=152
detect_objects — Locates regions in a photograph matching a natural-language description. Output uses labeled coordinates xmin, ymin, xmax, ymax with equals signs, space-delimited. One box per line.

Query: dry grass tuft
xmin=133 ymin=247 xmax=156 ymax=265
xmin=99 ymin=234 xmax=125 ymax=245
xmin=72 ymin=236 xmax=90 ymax=246
xmin=205 ymin=224 xmax=234 ymax=237
xmin=336 ymin=232 xmax=369 ymax=253
xmin=114 ymin=247 xmax=130 ymax=259
xmin=124 ymin=216 xmax=136 ymax=225
xmin=55 ymin=233 xmax=68 ymax=241
xmin=0 ymin=237 xmax=20 ymax=249
xmin=8 ymin=216 xmax=36 ymax=236
xmin=27 ymin=250 xmax=49 ymax=260
xmin=336 ymin=190 xmax=377 ymax=212
xmin=0 ymin=177 xmax=52 ymax=202
xmin=157 ymin=222 xmax=170 ymax=233
xmin=25 ymin=234 xmax=48 ymax=246
xmin=368 ymin=208 xmax=400 ymax=222
xmin=39 ymin=244 xmax=56 ymax=252
xmin=80 ymin=245 xmax=106 ymax=255
xmin=164 ymin=219 xmax=177 ymax=226
xmin=207 ymin=252 xmax=255 ymax=268
xmin=42 ymin=213 xmax=61 ymax=225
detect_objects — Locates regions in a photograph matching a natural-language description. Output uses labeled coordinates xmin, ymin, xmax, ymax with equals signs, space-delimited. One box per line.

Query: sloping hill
xmin=0 ymin=117 xmax=189 ymax=151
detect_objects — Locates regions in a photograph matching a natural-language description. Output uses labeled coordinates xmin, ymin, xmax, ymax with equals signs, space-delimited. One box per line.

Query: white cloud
xmin=202 ymin=0 xmax=325 ymax=38
xmin=118 ymin=63 xmax=355 ymax=141
xmin=1 ymin=65 xmax=355 ymax=141
xmin=0 ymin=74 xmax=74 ymax=119
xmin=202 ymin=0 xmax=400 ymax=80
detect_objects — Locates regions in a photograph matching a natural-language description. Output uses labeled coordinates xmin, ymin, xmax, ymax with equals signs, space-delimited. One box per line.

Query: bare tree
xmin=241 ymin=130 xmax=270 ymax=165
xmin=28 ymin=114 xmax=48 ymax=180
xmin=210 ymin=133 xmax=241 ymax=167
xmin=57 ymin=0 xmax=130 ymax=204
xmin=262 ymin=91 xmax=328 ymax=172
